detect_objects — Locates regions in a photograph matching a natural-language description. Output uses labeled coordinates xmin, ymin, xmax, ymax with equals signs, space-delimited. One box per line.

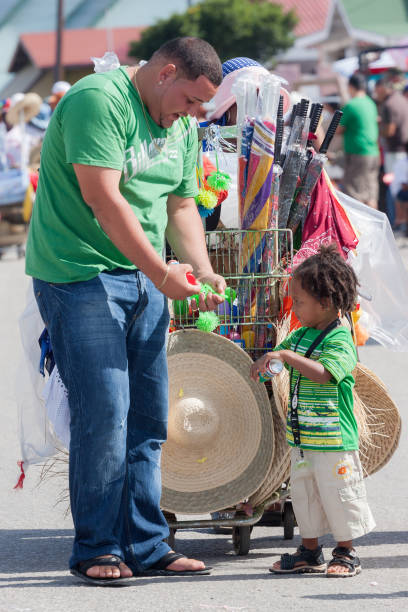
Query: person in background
xmin=375 ymin=70 xmax=408 ymax=227
xmin=390 ymin=141 xmax=408 ymax=236
xmin=338 ymin=73 xmax=380 ymax=208
xmin=26 ymin=37 xmax=225 ymax=585
xmin=48 ymin=80 xmax=71 ymax=112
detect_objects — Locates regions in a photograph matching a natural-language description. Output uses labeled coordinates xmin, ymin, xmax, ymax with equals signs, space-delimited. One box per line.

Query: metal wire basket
xmin=170 ymin=228 xmax=293 ymax=356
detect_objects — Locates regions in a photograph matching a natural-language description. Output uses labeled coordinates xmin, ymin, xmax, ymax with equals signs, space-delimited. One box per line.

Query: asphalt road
xmin=0 ymin=249 xmax=407 ymax=612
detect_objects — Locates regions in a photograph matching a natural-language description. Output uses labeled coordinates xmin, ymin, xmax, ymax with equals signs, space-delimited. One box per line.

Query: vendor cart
xmin=165 ymin=227 xmax=295 ymax=555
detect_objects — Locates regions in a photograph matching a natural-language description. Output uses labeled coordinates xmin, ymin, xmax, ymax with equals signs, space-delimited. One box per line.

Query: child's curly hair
xmin=293 ymin=244 xmax=358 ymax=315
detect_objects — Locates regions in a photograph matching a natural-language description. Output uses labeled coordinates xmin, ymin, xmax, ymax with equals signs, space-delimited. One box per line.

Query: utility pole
xmin=55 ymin=0 xmax=64 ymax=82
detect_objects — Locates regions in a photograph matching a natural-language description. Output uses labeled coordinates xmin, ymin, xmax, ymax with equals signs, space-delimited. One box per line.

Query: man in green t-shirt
xmin=339 ymin=72 xmax=380 ymax=208
xmin=26 ymin=37 xmax=225 ymax=585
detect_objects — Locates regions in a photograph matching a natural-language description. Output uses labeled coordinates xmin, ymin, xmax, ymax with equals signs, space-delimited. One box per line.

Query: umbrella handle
xmin=277 ymin=94 xmax=284 ymax=119
xmin=319 ymin=110 xmax=343 ymax=154
xmin=309 ymin=103 xmax=323 ymax=137
xmin=274 ymin=118 xmax=284 ymax=166
xmin=297 ymin=98 xmax=310 ymax=119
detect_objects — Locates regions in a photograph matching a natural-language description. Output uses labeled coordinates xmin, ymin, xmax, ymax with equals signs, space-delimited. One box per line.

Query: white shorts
xmin=290 ymin=448 xmax=376 ymax=542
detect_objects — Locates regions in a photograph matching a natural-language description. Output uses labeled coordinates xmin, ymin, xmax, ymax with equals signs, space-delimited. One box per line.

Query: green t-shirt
xmin=26 ymin=67 xmax=198 ymax=282
xmin=340 ymin=95 xmax=379 ymax=156
xmin=275 ymin=326 xmax=358 ymax=452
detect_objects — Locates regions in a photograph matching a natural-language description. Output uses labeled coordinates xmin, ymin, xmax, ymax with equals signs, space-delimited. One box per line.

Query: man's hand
xmin=193 ymin=272 xmax=227 ymax=312
xmin=160 ymin=263 xmax=202 ymax=300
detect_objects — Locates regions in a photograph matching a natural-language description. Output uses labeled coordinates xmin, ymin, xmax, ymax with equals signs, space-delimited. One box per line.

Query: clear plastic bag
xmin=91 ymin=51 xmax=120 ymax=73
xmin=15 ymin=285 xmax=64 ymax=473
xmin=338 ymin=190 xmax=408 ymax=351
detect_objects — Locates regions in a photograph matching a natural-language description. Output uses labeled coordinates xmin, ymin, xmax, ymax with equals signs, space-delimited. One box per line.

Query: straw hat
xmin=6 ymin=92 xmax=42 ymax=126
xmin=249 ymin=394 xmax=290 ymax=507
xmin=161 ymin=330 xmax=274 ymax=514
xmin=353 ymin=363 xmax=401 ymax=476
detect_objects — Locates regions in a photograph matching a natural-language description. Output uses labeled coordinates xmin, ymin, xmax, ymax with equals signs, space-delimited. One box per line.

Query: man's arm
xmin=73 ymin=164 xmax=198 ymax=300
xmin=166 ymin=193 xmax=226 ymax=307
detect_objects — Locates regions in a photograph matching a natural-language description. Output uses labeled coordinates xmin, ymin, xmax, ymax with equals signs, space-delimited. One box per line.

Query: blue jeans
xmin=33 ymin=269 xmax=171 ymax=572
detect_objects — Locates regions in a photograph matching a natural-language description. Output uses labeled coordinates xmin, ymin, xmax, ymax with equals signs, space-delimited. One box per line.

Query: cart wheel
xmin=165 ymin=528 xmax=176 ymax=550
xmin=283 ymin=502 xmax=295 ymax=540
xmin=232 ymin=526 xmax=251 ymax=555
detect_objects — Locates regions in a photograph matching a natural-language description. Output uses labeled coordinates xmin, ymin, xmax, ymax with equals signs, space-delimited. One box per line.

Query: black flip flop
xmin=139 ymin=552 xmax=212 ymax=577
xmin=70 ymin=554 xmax=133 ymax=586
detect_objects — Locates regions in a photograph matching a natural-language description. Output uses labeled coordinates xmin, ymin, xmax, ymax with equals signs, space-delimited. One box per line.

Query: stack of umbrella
xmin=232 ymin=72 xmax=344 ymax=349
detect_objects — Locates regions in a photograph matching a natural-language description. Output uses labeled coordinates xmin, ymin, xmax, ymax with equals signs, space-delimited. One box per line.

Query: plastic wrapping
xmin=91 ymin=51 xmax=120 ymax=73
xmin=278 ymin=116 xmax=310 ymax=230
xmin=338 ymin=191 xmax=408 ymax=351
xmin=15 ymin=285 xmax=63 ymax=472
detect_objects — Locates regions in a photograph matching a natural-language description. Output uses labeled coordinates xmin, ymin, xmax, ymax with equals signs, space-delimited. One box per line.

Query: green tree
xmin=130 ymin=0 xmax=297 ymax=63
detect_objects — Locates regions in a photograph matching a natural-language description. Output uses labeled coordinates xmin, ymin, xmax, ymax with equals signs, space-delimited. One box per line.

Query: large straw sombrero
xmin=353 ymin=363 xmax=401 ymax=476
xmin=249 ymin=394 xmax=290 ymax=507
xmin=161 ymin=330 xmax=274 ymax=514
xmin=6 ymin=92 xmax=42 ymax=126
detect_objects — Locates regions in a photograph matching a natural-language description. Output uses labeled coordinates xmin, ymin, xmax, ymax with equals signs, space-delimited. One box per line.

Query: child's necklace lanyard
xmin=289 ymin=318 xmax=340 ymax=462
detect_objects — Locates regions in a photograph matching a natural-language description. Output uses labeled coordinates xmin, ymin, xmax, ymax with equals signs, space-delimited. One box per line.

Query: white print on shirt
xmin=122 ymin=118 xmax=195 ymax=183
xmin=123 ymin=137 xmax=168 ymax=182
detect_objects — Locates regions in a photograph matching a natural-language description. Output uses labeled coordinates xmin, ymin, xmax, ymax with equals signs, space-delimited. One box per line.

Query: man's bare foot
xmin=86 ymin=555 xmax=133 ymax=579
xmin=165 ymin=551 xmax=205 ymax=572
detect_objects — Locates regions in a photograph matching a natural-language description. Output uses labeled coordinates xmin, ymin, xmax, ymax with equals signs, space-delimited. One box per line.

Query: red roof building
xmin=4 ymin=26 xmax=144 ymax=98
xmin=274 ymin=0 xmax=331 ymax=39
xmin=9 ymin=27 xmax=144 ymax=71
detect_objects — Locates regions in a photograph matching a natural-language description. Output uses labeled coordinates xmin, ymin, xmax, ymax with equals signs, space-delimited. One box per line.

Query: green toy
xmin=196 ymin=311 xmax=220 ymax=333
xmin=195 ymin=188 xmax=218 ymax=210
xmin=207 ymin=170 xmax=231 ymax=191
xmin=192 ymin=283 xmax=235 ymax=305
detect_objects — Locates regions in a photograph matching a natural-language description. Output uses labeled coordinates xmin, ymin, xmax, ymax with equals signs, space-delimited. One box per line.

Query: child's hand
xmin=250 ymin=352 xmax=286 ymax=381
xmin=250 ymin=353 xmax=273 ymax=382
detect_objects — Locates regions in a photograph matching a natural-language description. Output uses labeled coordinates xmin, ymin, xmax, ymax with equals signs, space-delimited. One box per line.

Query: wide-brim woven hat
xmin=6 ymin=93 xmax=42 ymax=126
xmin=353 ymin=363 xmax=401 ymax=476
xmin=162 ymin=330 xmax=274 ymax=514
xmin=249 ymin=394 xmax=290 ymax=508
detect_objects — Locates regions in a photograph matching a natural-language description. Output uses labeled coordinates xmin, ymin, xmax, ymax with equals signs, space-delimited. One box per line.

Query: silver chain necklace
xmin=132 ymin=69 xmax=165 ymax=154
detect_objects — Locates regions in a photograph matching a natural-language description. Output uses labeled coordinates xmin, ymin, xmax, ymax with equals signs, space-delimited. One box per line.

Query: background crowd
xmin=2 ymin=65 xmax=408 ymax=243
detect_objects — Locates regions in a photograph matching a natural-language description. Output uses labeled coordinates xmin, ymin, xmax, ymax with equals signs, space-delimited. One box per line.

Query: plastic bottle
xmin=259 ymin=358 xmax=283 ymax=382
xmin=242 ymin=330 xmax=255 ymax=348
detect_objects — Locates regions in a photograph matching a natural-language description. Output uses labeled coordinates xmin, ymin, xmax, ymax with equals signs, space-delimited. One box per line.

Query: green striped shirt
xmin=275 ymin=326 xmax=358 ymax=451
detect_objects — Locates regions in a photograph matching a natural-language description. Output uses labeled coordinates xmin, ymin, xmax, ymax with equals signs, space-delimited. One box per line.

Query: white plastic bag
xmin=91 ymin=51 xmax=120 ymax=73
xmin=338 ymin=190 xmax=408 ymax=351
xmin=15 ymin=285 xmax=65 ymax=474
xmin=42 ymin=367 xmax=70 ymax=451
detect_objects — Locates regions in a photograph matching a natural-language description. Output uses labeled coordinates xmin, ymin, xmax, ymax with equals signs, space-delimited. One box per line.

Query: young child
xmin=251 ymin=244 xmax=375 ymax=577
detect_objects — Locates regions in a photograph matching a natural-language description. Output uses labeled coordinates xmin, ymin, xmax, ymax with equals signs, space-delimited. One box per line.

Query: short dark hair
xmin=293 ymin=244 xmax=358 ymax=316
xmin=151 ymin=37 xmax=222 ymax=86
xmin=349 ymin=73 xmax=366 ymax=92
